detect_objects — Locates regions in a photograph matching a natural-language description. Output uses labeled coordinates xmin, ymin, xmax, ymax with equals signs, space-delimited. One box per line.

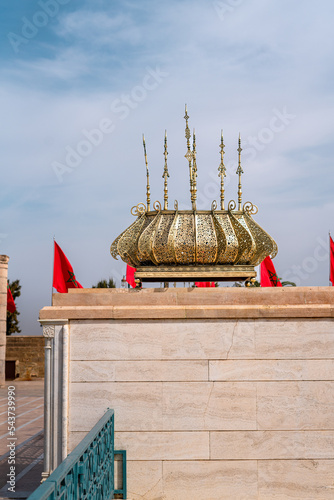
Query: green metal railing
xmin=114 ymin=450 xmax=127 ymax=498
xmin=28 ymin=409 xmax=126 ymax=500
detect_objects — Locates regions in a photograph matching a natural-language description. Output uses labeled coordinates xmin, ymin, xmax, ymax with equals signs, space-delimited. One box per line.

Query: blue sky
xmin=1 ymin=0 xmax=334 ymax=334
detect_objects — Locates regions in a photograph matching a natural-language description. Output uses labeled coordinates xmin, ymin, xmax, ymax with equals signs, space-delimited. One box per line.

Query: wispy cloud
xmin=0 ymin=0 xmax=334 ymax=333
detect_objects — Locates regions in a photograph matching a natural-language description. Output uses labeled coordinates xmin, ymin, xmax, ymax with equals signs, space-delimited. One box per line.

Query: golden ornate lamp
xmin=111 ymin=107 xmax=277 ymax=285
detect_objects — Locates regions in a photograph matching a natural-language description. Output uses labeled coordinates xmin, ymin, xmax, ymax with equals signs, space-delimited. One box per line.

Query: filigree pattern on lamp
xmin=110 ymin=107 xmax=278 ymax=281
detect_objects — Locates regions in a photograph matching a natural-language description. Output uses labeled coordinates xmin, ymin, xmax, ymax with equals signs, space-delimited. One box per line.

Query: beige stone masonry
xmin=41 ymin=287 xmax=334 ymax=499
xmin=41 ymin=286 xmax=334 ymax=320
xmin=257 ymin=381 xmax=334 ymax=430
xmin=53 ymin=286 xmax=334 ymax=306
xmin=258 ymin=460 xmax=334 ymax=500
xmin=68 ymin=318 xmax=334 ymax=361
xmin=162 ymin=460 xmax=258 ymax=500
xmin=211 ymin=430 xmax=334 ymax=460
xmin=6 ymin=336 xmax=44 ymax=378
xmin=0 ymin=255 xmax=9 ymax=386
xmin=209 ymin=359 xmax=334 ymax=381
xmin=71 ymin=359 xmax=208 ymax=382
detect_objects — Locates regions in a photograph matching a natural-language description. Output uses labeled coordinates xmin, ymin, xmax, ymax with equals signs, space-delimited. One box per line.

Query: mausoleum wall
xmin=40 ymin=287 xmax=334 ymax=499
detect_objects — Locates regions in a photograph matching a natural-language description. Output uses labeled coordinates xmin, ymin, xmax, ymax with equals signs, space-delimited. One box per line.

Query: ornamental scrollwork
xmin=131 ymin=203 xmax=146 ymax=216
xmin=228 ymin=199 xmax=236 ymax=211
xmin=243 ymin=201 xmax=258 ymax=215
xmin=211 ymin=200 xmax=217 ymax=211
xmin=153 ymin=200 xmax=162 ymax=212
xmin=43 ymin=325 xmax=55 ymax=338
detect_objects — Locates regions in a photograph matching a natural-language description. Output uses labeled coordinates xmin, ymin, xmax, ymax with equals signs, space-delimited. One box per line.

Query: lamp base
xmin=134 ymin=265 xmax=256 ymax=283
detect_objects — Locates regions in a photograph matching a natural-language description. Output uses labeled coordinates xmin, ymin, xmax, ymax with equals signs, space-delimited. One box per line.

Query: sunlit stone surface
xmin=41 ymin=287 xmax=334 ymax=499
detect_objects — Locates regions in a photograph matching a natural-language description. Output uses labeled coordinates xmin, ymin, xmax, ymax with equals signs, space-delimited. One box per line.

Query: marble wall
xmin=41 ymin=288 xmax=334 ymax=499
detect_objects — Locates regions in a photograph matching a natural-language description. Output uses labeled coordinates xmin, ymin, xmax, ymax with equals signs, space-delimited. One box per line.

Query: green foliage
xmin=92 ymin=278 xmax=116 ymax=289
xmin=6 ymin=279 xmax=21 ymax=336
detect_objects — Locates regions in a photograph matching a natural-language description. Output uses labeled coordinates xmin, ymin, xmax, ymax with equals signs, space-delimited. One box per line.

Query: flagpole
xmin=51 ymin=236 xmax=55 ymax=306
xmin=329 ymin=231 xmax=331 ymax=286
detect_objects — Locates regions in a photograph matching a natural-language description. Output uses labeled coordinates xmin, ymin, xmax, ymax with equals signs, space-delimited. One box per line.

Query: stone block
xmin=70 ymin=319 xmax=256 ymax=361
xmin=254 ymin=319 xmax=334 ymax=359
xmin=163 ymin=460 xmax=258 ymax=500
xmin=42 ymin=287 xmax=334 ymax=321
xmin=71 ymin=360 xmax=208 ymax=382
xmin=210 ymin=430 xmax=334 ymax=459
xmin=258 ymin=460 xmax=334 ymax=499
xmin=70 ymin=320 xmax=163 ymax=360
xmin=126 ymin=461 xmax=163 ymax=500
xmin=115 ymin=431 xmax=209 ymax=460
xmin=0 ymin=345 xmax=5 ymax=385
xmin=162 ymin=382 xmax=257 ymax=430
xmin=69 ymin=382 xmax=163 ymax=432
xmin=257 ymin=381 xmax=334 ymax=430
xmin=209 ymin=359 xmax=334 ymax=381
xmin=0 ymin=268 xmax=9 ymax=280
xmin=54 ymin=286 xmax=334 ymax=307
xmin=161 ymin=320 xmax=255 ymax=360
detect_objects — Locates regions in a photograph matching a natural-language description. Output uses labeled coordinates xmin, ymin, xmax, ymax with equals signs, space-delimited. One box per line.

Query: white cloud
xmin=1 ymin=0 xmax=334 ymax=333
xmin=56 ymin=10 xmax=142 ymax=46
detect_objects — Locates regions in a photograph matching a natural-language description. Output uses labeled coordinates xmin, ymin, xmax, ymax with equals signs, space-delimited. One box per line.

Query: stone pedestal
xmin=0 ymin=255 xmax=9 ymax=387
xmin=40 ymin=287 xmax=334 ymax=499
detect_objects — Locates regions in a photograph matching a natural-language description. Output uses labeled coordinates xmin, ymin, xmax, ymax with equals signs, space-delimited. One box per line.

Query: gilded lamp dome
xmin=111 ymin=108 xmax=277 ymax=284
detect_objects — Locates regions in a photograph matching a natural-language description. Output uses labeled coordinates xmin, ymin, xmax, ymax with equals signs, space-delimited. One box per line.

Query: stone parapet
xmin=41 ymin=287 xmax=334 ymax=321
xmin=40 ymin=287 xmax=334 ymax=499
xmin=53 ymin=286 xmax=334 ymax=305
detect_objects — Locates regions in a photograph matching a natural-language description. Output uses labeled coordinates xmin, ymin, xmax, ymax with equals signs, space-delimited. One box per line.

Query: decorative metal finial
xmin=142 ymin=134 xmax=151 ymax=211
xmin=162 ymin=130 xmax=169 ymax=210
xmin=218 ymin=130 xmax=226 ymax=210
xmin=184 ymin=105 xmax=195 ymax=210
xmin=236 ymin=133 xmax=244 ymax=211
xmin=192 ymin=128 xmax=197 ymax=209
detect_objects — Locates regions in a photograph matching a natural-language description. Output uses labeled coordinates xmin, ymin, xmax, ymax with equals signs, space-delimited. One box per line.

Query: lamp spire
xmin=162 ymin=130 xmax=169 ymax=210
xmin=236 ymin=133 xmax=244 ymax=211
xmin=218 ymin=130 xmax=226 ymax=210
xmin=192 ymin=128 xmax=197 ymax=209
xmin=142 ymin=134 xmax=151 ymax=211
xmin=184 ymin=105 xmax=195 ymax=210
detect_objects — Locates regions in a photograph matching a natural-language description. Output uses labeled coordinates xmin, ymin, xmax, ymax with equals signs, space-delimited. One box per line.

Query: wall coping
xmin=39 ymin=287 xmax=334 ymax=321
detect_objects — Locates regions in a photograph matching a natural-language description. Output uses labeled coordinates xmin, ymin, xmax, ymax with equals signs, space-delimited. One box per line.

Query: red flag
xmin=53 ymin=241 xmax=83 ymax=293
xmin=7 ymin=284 xmax=16 ymax=313
xmin=195 ymin=282 xmax=215 ymax=287
xmin=330 ymin=236 xmax=334 ymax=286
xmin=126 ymin=264 xmax=137 ymax=288
xmin=260 ymin=256 xmax=282 ymax=287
